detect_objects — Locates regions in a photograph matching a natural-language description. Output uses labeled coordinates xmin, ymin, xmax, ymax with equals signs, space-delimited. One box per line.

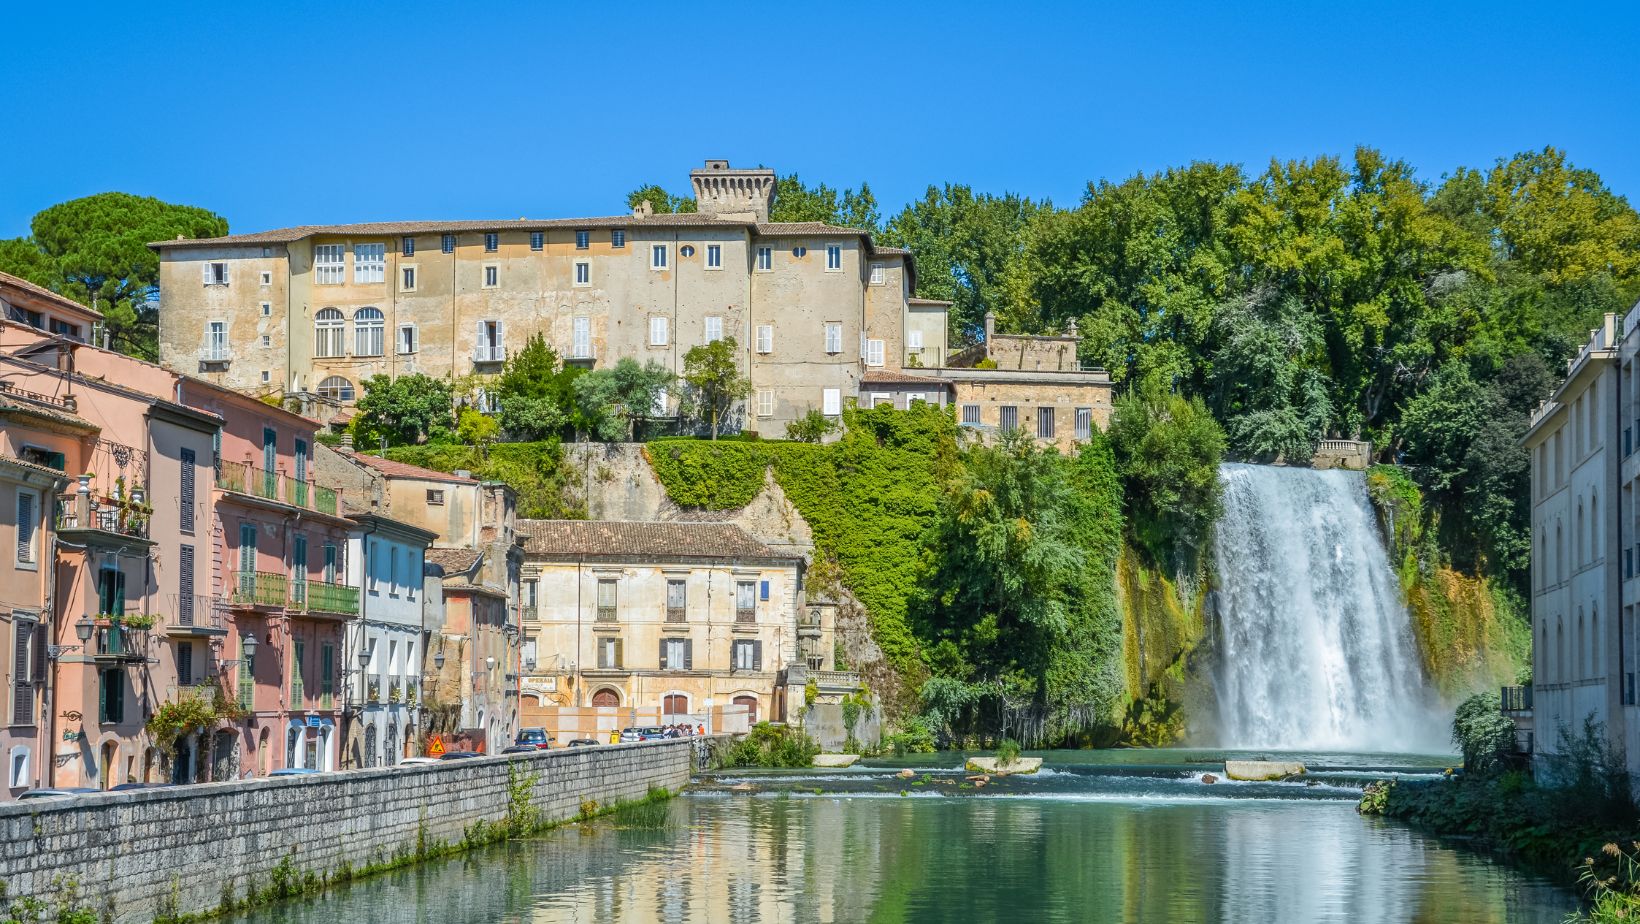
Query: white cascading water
xmin=1212 ymin=463 xmax=1444 ymax=752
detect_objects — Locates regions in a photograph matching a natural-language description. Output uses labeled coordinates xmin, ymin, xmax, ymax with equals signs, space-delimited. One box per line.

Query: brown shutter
xmin=614 ymin=639 xmax=623 ymax=669
xmin=178 ymin=545 xmax=195 ymax=626
xmin=684 ymin=638 xmax=693 ymax=671
xmin=13 ymin=622 xmax=33 ymax=725
xmin=179 ymin=447 xmax=196 ymax=533
xmin=753 ymin=641 xmax=763 ymax=672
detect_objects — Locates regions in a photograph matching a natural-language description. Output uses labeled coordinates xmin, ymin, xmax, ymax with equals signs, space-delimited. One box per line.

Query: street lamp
xmin=433 ymin=649 xmax=445 ymax=670
xmin=241 ymin=632 xmax=257 ymax=667
xmin=74 ymin=617 xmax=94 ymax=644
xmin=357 ymin=640 xmax=372 ymax=668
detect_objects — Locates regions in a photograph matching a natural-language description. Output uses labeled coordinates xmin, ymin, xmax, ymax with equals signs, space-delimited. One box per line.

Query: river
xmin=227 ymin=749 xmax=1573 ymax=923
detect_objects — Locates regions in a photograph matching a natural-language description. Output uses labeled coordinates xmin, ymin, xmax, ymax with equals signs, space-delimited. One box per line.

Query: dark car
xmin=515 ymin=728 xmax=552 ymax=750
xmin=500 ymin=745 xmax=539 ymax=755
xmin=269 ymin=768 xmax=320 ymax=777
xmin=439 ymin=751 xmax=483 ymax=760
xmin=566 ymin=739 xmax=599 ymax=748
xmin=109 ymin=782 xmax=174 ymax=791
xmin=18 ymin=787 xmax=97 ymax=800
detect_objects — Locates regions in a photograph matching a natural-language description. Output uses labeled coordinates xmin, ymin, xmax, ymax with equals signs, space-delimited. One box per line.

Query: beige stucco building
xmin=515 ymin=520 xmax=803 ymax=739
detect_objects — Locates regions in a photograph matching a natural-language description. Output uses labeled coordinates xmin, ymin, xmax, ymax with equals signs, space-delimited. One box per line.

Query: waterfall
xmin=1211 ymin=463 xmax=1444 ymax=752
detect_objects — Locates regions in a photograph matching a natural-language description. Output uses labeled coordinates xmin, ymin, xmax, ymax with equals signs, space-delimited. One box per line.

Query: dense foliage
xmin=680 ymin=337 xmax=752 ymax=440
xmin=353 ymin=374 xmax=456 ymax=447
xmin=1107 ymin=382 xmax=1226 ymax=565
xmin=718 ymin=722 xmax=821 ymax=768
xmin=1451 ymin=691 xmax=1518 ymax=774
xmin=572 ymin=357 xmax=673 ymax=442
xmin=493 ymin=335 xmax=584 ymax=441
xmin=380 ymin=440 xmax=582 ymax=519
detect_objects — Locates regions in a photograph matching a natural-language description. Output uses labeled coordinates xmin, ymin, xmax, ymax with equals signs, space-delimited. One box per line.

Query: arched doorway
xmin=733 ymin=695 xmax=759 ymax=724
xmin=385 ymin=723 xmax=399 ymax=766
xmin=364 ymin=724 xmax=379 ymax=768
xmin=143 ymin=747 xmax=160 ymax=783
xmin=172 ymin=735 xmax=195 ymax=784
xmin=99 ymin=741 xmax=117 ymax=790
xmin=286 ymin=726 xmax=303 ymax=769
xmin=212 ymin=731 xmax=238 ymax=781
xmin=257 ymin=728 xmax=271 ymax=777
xmin=591 ymin=688 xmax=619 ymax=707
xmin=663 ymin=693 xmax=689 ymax=718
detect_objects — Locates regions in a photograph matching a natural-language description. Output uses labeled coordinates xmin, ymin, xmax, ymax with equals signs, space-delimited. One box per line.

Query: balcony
xmin=216 ymin=460 xmax=339 ymax=516
xmin=306 ymin=580 xmax=359 ymax=616
xmin=55 ymin=491 xmax=152 ymax=545
xmin=596 ymin=605 xmax=617 ymax=623
xmin=165 ymin=682 xmax=222 ymax=706
xmin=93 ymin=622 xmax=150 ymax=663
xmin=473 ymin=344 xmax=507 ymax=364
xmin=813 ymin=670 xmax=863 ymax=695
xmin=231 ymin=571 xmax=288 ymax=609
xmin=666 ymin=606 xmax=687 ymax=624
xmin=168 ymin=594 xmax=230 ymax=637
xmin=798 ymin=609 xmax=822 ymax=638
xmin=1501 ymin=685 xmax=1533 ymax=714
xmin=734 ymin=608 xmax=756 ymax=631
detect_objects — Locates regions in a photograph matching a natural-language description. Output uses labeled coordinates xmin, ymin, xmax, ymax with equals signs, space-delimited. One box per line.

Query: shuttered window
xmin=99 ymin=669 xmax=124 ymax=724
xmin=179 ymin=448 xmax=196 ymax=533
xmin=238 ymin=642 xmax=254 ymax=711
xmin=177 ymin=643 xmax=193 ymax=687
xmin=15 ymin=491 xmax=35 ymax=564
xmin=179 ymin=545 xmax=195 ymax=626
xmin=291 ymin=640 xmax=305 ymax=705
xmin=12 ymin=622 xmax=34 ymax=725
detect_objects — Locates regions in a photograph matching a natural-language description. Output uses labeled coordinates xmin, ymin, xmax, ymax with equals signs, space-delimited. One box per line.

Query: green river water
xmin=228 ymin=749 xmax=1574 ymax=923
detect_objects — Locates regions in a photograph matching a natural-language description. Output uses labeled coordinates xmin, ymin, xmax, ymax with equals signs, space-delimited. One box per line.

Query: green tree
xmin=1107 ymin=381 xmax=1226 ymax=564
xmin=493 ymin=335 xmax=582 ymax=441
xmin=626 ymin=184 xmax=697 ymax=214
xmin=0 ymin=192 xmax=228 ymax=359
xmin=571 ymin=357 xmax=674 ymax=442
xmin=785 ymin=408 xmax=839 ymax=443
xmin=456 ymin=406 xmax=500 ymax=456
xmin=353 ymin=374 xmax=455 ymax=447
xmin=767 ymin=173 xmax=880 ymax=231
xmin=680 ymin=337 xmax=751 ymax=439
xmin=1206 ymin=290 xmax=1333 ymax=462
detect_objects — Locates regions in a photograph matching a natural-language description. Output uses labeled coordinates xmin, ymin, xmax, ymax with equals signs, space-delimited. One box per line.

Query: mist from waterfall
xmin=1211 ymin=463 xmax=1445 ymax=752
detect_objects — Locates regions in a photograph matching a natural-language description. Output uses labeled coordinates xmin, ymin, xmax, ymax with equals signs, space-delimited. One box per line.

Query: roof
xmin=908 ymin=297 xmax=953 ymax=307
xmin=426 ymin=547 xmax=482 ymax=573
xmin=351 ymin=453 xmax=479 ymax=484
xmin=0 ymin=271 xmax=103 ymax=320
xmin=862 ymin=370 xmax=953 ymax=387
xmin=516 ymin=520 xmax=797 ymax=562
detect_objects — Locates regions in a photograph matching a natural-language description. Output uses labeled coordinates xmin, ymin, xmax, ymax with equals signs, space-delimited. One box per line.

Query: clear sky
xmin=1 ymin=0 xmax=1635 ymax=237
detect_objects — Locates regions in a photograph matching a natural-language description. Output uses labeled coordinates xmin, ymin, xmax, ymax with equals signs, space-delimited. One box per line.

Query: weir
xmin=1211 ymin=463 xmax=1443 ymax=752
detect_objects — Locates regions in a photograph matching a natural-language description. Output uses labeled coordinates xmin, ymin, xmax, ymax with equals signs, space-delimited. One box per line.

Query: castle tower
xmin=690 ymin=160 xmax=777 ymax=222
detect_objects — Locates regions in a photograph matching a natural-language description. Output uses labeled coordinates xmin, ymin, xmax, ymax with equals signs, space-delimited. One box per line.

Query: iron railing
xmin=94 ymin=624 xmax=148 ymax=661
xmin=303 ymin=580 xmax=359 ymax=616
xmin=217 ymin=459 xmax=337 ymax=514
xmin=1500 ymin=685 xmax=1533 ymax=713
xmin=231 ymin=571 xmax=288 ymax=608
xmin=666 ymin=606 xmax=687 ymax=623
xmin=596 ymin=605 xmax=617 ymax=623
xmin=169 ymin=593 xmax=228 ymax=631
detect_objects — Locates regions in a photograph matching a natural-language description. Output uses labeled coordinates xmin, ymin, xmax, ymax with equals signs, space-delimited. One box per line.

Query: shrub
xmin=721 ymin=723 xmax=821 ymax=768
xmin=886 ymin=716 xmax=937 ymax=756
xmin=995 ymin=738 xmax=1022 ymax=768
xmin=785 ymin=409 xmax=839 ymax=443
xmin=1452 ymin=691 xmax=1516 ymax=775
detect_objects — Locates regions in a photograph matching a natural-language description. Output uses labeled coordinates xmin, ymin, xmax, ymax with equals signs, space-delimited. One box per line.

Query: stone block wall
xmin=0 ymin=738 xmax=696 ymax=923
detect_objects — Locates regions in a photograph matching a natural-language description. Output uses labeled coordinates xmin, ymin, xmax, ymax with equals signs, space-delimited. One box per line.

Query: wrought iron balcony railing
xmin=231 ymin=570 xmax=288 ymax=608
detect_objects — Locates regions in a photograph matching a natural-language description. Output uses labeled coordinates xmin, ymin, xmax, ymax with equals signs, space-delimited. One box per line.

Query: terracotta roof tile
xmin=516 ymin=520 xmax=795 ymax=561
xmin=0 ymin=271 xmax=104 ymax=319
xmin=351 ymin=453 xmax=479 ymax=483
xmin=861 ymin=370 xmax=953 ymax=387
xmin=426 ymin=547 xmax=482 ymax=573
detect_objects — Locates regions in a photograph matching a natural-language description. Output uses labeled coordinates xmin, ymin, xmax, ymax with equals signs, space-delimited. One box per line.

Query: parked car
xmin=18 ymin=787 xmax=97 ymax=800
xmin=566 ymin=739 xmax=599 ymax=748
xmin=439 ymin=751 xmax=483 ymax=760
xmin=399 ymin=756 xmax=441 ymax=766
xmin=619 ymin=727 xmax=668 ymax=743
xmin=109 ymin=782 xmax=174 ymax=791
xmin=269 ymin=768 xmax=320 ymax=777
xmin=515 ymin=728 xmax=552 ymax=750
xmin=501 ymin=745 xmax=539 ymax=754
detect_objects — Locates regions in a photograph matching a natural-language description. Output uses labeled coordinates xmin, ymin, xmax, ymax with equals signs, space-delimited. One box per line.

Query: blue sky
xmin=1 ymin=0 xmax=1635 ymax=237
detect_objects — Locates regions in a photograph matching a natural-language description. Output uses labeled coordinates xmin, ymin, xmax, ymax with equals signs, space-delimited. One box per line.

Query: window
xmin=354 ymin=243 xmax=385 ymax=284
xmin=824 ymin=322 xmax=842 ymax=354
xmin=1075 ymin=407 xmax=1092 ymax=440
xmin=179 ymin=448 xmax=196 ymax=533
xmin=99 ymin=669 xmax=123 ymax=724
xmin=706 ymin=244 xmax=722 ymax=269
xmin=869 ymin=262 xmax=885 ymax=285
xmin=314 ymin=245 xmax=344 ymax=285
xmin=826 ymin=245 xmax=842 ymax=270
xmin=733 ymin=640 xmax=761 ymax=671
xmin=203 ymin=261 xmax=229 ymax=285
xmin=260 ymin=271 xmax=272 ymax=286
xmin=611 ymin=229 xmax=626 ymax=248
xmin=760 ymin=580 xmax=770 ymax=601
xmin=261 ymin=335 xmax=270 ymax=348
xmin=398 ymin=324 xmax=417 ymax=354
xmin=531 ymin=231 xmax=545 ymax=251
xmin=1037 ymin=407 xmax=1055 ymax=439
xmin=792 ymin=246 xmax=807 ymax=258
xmin=401 ymin=236 xmax=415 ymax=257
xmin=368 ymin=541 xmax=381 ymax=594
xmin=317 ymin=376 xmax=355 ymax=402
xmin=908 ymin=329 xmax=923 ymax=350
xmin=649 ymin=316 xmax=669 ymax=346
xmin=1000 ymin=405 xmax=1019 ymax=433
xmin=757 ymin=389 xmax=775 ymax=418
xmin=442 ymin=234 xmax=456 ymax=253
xmin=680 ymin=245 xmax=696 ymax=258
xmin=524 ymin=579 xmax=538 ymax=612
xmin=483 ymin=264 xmax=498 ymax=288
xmin=11 ymin=621 xmax=36 ymax=724
xmin=756 ymin=247 xmax=772 ymax=271
xmin=866 ymin=339 xmax=885 ymax=367
xmin=573 ymin=317 xmax=591 ymax=359
xmin=574 ymin=261 xmax=590 ymax=286
xmin=260 ymin=301 xmax=271 ymax=316
xmin=823 ymin=388 xmax=841 ymax=416
xmin=389 ymin=547 xmax=401 ymax=597
xmin=704 ymin=316 xmax=723 ymax=344
xmin=261 ymin=370 xmax=271 ymax=383
xmin=651 ymin=244 xmax=668 ymax=269
xmin=476 ymin=319 xmax=504 ymax=362
xmin=9 ymin=748 xmax=29 ymax=787
xmin=15 ymin=491 xmax=36 ymax=564
xmin=661 ymin=638 xmax=688 ymax=671
xmin=666 ymin=579 xmax=687 ymax=619
xmin=323 ymin=544 xmax=337 ymax=584
xmin=206 ymin=322 xmax=228 ymax=360
xmin=353 ymin=307 xmax=385 ymax=356
xmin=315 ymin=308 xmax=344 ymax=357
xmin=596 ymin=579 xmax=617 ymax=621
xmin=597 ymin=637 xmax=622 ymax=669
xmin=575 ymin=230 xmax=589 ymax=250
xmin=484 ymin=233 xmax=498 ymax=252
xmin=756 ymin=325 xmax=773 ymax=354
xmin=401 ymin=266 xmax=416 ymax=291
xmin=652 ymin=390 xmax=669 ymax=416
xmin=426 ymin=489 xmax=445 ymax=505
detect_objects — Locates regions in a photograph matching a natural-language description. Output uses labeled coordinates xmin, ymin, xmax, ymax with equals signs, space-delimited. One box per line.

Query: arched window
xmin=591 ymin=688 xmax=619 ymax=707
xmin=364 ymin=724 xmax=379 ymax=768
xmin=733 ymin=694 xmax=759 ymax=724
xmin=1591 ymin=607 xmax=1600 ymax=678
xmin=315 ymin=308 xmax=345 ymax=358
xmin=317 ymin=376 xmax=355 ymax=402
xmin=1577 ymin=609 xmax=1586 ymax=681
xmin=354 ymin=307 xmax=384 ymax=357
xmin=1557 ymin=523 xmax=1564 ymax=582
xmin=663 ymin=693 xmax=689 ymax=717
xmin=1577 ymin=502 xmax=1585 ymax=565
xmin=1591 ymin=492 xmax=1599 ymax=560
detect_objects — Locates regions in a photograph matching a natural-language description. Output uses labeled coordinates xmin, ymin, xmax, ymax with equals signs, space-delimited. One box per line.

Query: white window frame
xmin=573 ymin=316 xmax=592 ymax=359
xmin=482 ymin=264 xmax=499 ymax=288
xmin=1075 ymin=407 xmax=1093 ymax=440
xmin=706 ymin=244 xmax=722 ymax=269
xmin=204 ymin=261 xmax=229 ymax=286
xmin=869 ymin=262 xmax=885 ymax=285
xmin=353 ymin=243 xmax=385 ymax=284
xmin=260 ymin=301 xmax=271 ymax=316
xmin=826 ymin=244 xmax=842 ymax=271
xmin=757 ymin=389 xmax=774 ymax=418
xmin=907 ymin=329 xmax=923 ymax=351
xmin=484 ymin=232 xmax=499 ymax=252
xmin=573 ymin=260 xmax=591 ymax=287
xmin=398 ymin=323 xmax=418 ymax=355
xmin=261 ymin=370 xmax=271 ymax=383
xmin=353 ymin=307 xmax=385 ymax=357
xmin=756 ymin=247 xmax=772 ymax=271
xmin=315 ymin=309 xmax=345 ymax=358
xmin=611 ymin=229 xmax=626 ymax=248
xmin=575 ymin=230 xmax=590 ymax=250
xmin=822 ymin=388 xmax=841 ymax=416
xmin=824 ymin=322 xmax=842 ymax=354
xmin=530 ymin=231 xmax=545 ymax=251
xmin=206 ymin=321 xmax=228 ymax=360
xmin=400 ymin=265 xmax=417 ymax=292
xmin=867 ymin=339 xmax=885 ymax=367
xmin=704 ymin=316 xmax=723 ymax=344
xmin=259 ymin=271 xmax=273 ymax=287
xmin=649 ymin=316 xmax=669 ymax=347
xmin=15 ymin=490 xmax=38 ymax=566
xmin=313 ymin=245 xmax=344 ymax=285
xmin=261 ymin=335 xmax=270 ymax=348
xmin=756 ymin=324 xmax=773 ymax=354
xmin=651 ymin=244 xmax=668 ymax=270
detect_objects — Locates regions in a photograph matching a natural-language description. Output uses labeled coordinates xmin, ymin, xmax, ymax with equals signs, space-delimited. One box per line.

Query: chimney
xmin=633 ymin=199 xmax=654 ymax=218
xmin=339 ymin=432 xmax=355 ymax=455
xmin=984 ymin=311 xmax=996 ymax=345
xmin=690 ymin=160 xmax=777 ymax=223
xmin=1065 ymin=317 xmax=1078 ymax=339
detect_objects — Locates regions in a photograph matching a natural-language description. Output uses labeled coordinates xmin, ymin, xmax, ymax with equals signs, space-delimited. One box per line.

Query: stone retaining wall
xmin=0 ymin=738 xmax=697 ymax=923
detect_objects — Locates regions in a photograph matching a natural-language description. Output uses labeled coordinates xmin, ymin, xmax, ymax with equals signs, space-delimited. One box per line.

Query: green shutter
xmin=291 ymin=639 xmax=304 ymax=705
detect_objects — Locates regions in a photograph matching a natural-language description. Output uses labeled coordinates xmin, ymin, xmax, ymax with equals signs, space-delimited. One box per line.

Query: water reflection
xmin=233 ymin=794 xmax=1570 ymax=924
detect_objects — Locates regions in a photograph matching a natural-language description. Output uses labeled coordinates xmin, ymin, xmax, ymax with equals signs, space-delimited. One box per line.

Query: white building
xmin=345 ymin=512 xmax=436 ymax=767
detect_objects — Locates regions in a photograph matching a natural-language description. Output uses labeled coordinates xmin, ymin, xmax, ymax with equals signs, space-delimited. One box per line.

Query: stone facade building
xmin=1523 ymin=305 xmax=1639 ymax=780
xmin=149 ymin=159 xmax=1112 ymax=445
xmin=515 ymin=520 xmax=804 ymax=740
